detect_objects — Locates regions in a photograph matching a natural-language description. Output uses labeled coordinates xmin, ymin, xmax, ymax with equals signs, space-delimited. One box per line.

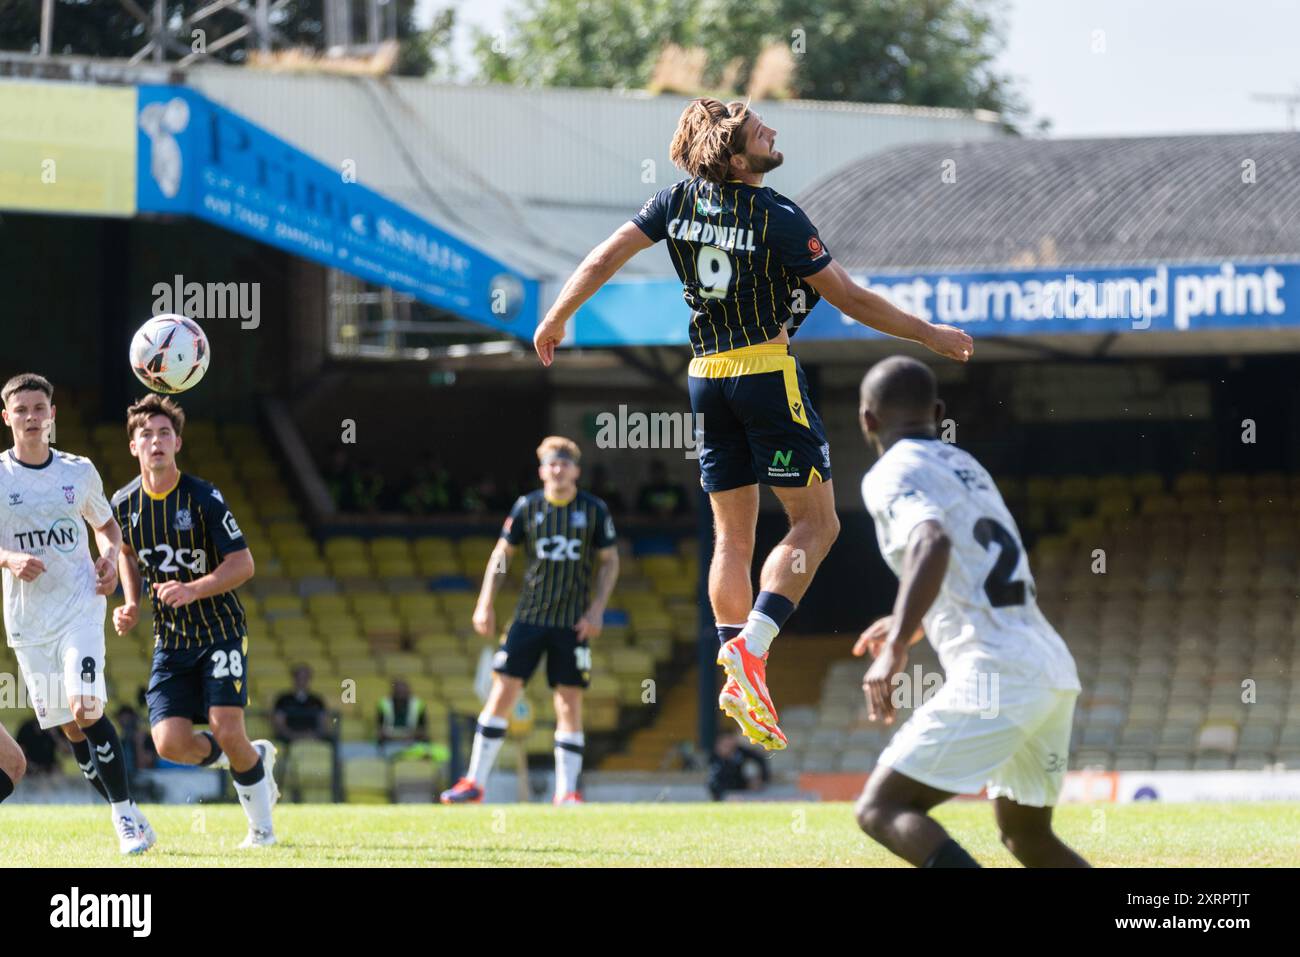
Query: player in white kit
xmin=853 ymin=357 xmax=1088 ymax=868
xmin=0 ymin=374 xmax=156 ymax=852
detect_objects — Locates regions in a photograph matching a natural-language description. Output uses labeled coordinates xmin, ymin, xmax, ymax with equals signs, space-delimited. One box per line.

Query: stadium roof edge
xmin=0 ymin=51 xmax=183 ymax=85
xmin=800 ymin=131 xmax=1300 ymax=271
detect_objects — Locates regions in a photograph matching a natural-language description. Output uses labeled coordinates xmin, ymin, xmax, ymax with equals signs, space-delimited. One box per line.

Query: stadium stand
xmin=0 ymin=403 xmax=711 ymax=800
xmin=710 ymin=470 xmax=1300 ymax=781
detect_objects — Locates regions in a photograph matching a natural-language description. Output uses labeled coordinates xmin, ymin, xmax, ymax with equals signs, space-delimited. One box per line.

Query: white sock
xmin=110 ymin=800 xmax=133 ymax=821
xmin=742 ymin=610 xmax=780 ymax=656
xmin=554 ymin=730 xmax=585 ymax=798
xmin=234 ymin=773 xmax=275 ymax=832
xmin=467 ymin=713 xmax=509 ymax=785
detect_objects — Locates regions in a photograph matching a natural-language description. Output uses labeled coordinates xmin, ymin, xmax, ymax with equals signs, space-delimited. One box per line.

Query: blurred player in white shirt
xmin=852 ymin=357 xmax=1088 ymax=868
xmin=0 ymin=374 xmax=155 ymax=852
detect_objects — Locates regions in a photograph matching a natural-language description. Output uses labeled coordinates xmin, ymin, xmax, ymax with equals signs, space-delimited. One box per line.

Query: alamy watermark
xmin=594 ymin=405 xmax=705 ymax=460
xmin=152 ymin=274 xmax=260 ymax=329
xmin=883 ymin=667 xmax=1001 ymax=719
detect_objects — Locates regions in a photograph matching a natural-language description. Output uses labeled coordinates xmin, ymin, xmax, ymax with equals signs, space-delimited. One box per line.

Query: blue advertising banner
xmin=572 ymin=261 xmax=1297 ymax=347
xmin=136 ymin=85 xmax=537 ymax=335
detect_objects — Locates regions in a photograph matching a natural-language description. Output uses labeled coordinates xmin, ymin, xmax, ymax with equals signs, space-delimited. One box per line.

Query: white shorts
xmin=877 ymin=672 xmax=1078 ymax=808
xmin=13 ymin=624 xmax=109 ymax=730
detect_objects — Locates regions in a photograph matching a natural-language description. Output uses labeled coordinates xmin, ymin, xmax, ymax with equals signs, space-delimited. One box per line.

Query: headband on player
xmin=540 ymin=449 xmax=577 ymax=466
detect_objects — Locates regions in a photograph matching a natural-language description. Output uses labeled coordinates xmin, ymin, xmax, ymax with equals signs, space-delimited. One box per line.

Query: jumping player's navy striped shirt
xmin=503 ymin=489 xmax=617 ymax=628
xmin=111 ymin=473 xmax=248 ymax=650
xmin=632 ymin=177 xmax=832 ymax=357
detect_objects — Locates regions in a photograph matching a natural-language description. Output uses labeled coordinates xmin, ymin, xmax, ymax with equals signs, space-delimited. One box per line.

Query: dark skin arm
xmin=860 ymin=520 xmax=951 ymax=724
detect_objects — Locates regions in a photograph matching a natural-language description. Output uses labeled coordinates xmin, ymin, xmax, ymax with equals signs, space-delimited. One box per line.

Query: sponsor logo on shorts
xmin=768 ymin=449 xmax=801 ymax=480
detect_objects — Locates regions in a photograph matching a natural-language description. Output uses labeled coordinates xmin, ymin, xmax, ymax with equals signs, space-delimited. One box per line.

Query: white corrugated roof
xmin=187 ymin=65 xmax=1006 ymax=278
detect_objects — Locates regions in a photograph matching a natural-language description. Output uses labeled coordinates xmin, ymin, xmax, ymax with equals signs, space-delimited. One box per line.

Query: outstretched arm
xmin=804 ymin=260 xmax=973 ymax=363
xmin=534 ymin=222 xmax=655 ymax=366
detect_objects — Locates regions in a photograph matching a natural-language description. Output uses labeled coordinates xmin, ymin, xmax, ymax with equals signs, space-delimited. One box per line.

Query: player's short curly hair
xmin=669 ymin=97 xmax=752 ymax=185
xmin=536 ymin=435 xmax=580 ymax=463
xmin=126 ymin=393 xmax=186 ymax=438
xmin=2 ymin=373 xmax=53 ymax=407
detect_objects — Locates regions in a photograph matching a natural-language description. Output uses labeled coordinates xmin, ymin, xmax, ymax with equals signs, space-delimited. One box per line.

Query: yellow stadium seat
xmin=380 ymin=652 xmax=428 ymax=676
xmin=332 ymin=653 xmax=383 ymax=678
xmin=343 ymin=757 xmax=391 ymax=802
xmin=261 ymin=594 xmax=304 ymax=615
xmin=370 ymin=537 xmax=412 ymax=560
xmin=324 ymin=537 xmax=366 ymax=560
xmin=306 ymin=593 xmax=350 ymax=616
xmin=349 ymin=593 xmax=396 ymax=617
xmin=283 ymin=559 xmax=330 ymax=579
xmin=376 ymin=559 xmax=417 ymax=579
xmin=329 ymin=558 xmax=372 ymax=579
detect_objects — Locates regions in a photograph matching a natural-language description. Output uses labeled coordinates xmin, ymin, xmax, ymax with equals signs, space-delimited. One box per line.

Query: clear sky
xmin=415 ymin=0 xmax=1300 ymax=137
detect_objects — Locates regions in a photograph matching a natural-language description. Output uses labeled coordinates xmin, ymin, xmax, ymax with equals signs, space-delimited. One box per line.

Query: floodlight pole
xmin=39 ymin=0 xmax=53 ymax=57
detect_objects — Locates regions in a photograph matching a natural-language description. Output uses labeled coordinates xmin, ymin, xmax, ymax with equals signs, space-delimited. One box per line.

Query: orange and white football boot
xmin=717 ymin=637 xmax=787 ymax=749
xmin=719 ymin=676 xmax=788 ymax=751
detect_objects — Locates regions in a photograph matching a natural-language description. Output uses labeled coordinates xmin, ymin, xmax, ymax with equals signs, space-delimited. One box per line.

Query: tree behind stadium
xmin=473 ymin=0 xmax=1027 ymax=124
xmin=0 ymin=0 xmax=455 ymax=78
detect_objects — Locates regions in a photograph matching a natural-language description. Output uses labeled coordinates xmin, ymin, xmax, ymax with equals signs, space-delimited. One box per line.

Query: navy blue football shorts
xmin=494 ymin=621 xmax=591 ymax=689
xmin=147 ymin=631 xmax=251 ymax=726
xmin=688 ymin=342 xmax=832 ymax=493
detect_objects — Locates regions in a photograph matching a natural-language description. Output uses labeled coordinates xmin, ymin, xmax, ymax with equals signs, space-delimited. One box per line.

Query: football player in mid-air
xmin=854 ymin=356 xmax=1088 ymax=867
xmin=0 ymin=373 xmax=155 ymax=852
xmin=441 ymin=436 xmax=619 ymax=805
xmin=530 ymin=97 xmax=973 ymax=751
xmin=111 ymin=393 xmax=280 ymax=848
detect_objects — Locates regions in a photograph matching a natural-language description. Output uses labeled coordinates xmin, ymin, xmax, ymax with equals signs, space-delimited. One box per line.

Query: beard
xmin=747 ymin=150 xmax=784 ymax=174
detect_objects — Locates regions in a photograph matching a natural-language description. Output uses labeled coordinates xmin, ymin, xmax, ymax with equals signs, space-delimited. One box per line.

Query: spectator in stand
xmin=402 ymin=457 xmax=456 ymax=514
xmin=462 ymin=473 xmax=509 ymax=514
xmin=377 ymin=679 xmax=428 ymax=747
xmin=352 ymin=466 xmax=388 ymax=513
xmin=589 ymin=464 xmax=627 ymax=514
xmin=637 ymin=459 xmax=690 ymax=517
xmin=273 ymin=665 xmax=333 ymax=742
xmin=16 ymin=717 xmax=59 ymax=777
xmin=323 ymin=448 xmax=357 ymax=511
xmin=707 ymin=730 xmax=770 ymax=801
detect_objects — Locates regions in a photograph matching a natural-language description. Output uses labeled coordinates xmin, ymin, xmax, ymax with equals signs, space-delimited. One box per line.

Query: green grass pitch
xmin=3 ymin=802 xmax=1293 ymax=867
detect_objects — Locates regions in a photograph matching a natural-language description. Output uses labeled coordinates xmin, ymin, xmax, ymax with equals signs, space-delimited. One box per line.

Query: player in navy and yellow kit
xmin=530 ymin=98 xmax=973 ymax=750
xmin=111 ymin=393 xmax=280 ymax=848
xmin=441 ymin=436 xmax=619 ymax=805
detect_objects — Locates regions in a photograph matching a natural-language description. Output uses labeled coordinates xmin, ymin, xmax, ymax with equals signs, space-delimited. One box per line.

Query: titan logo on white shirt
xmin=0 ymin=451 xmax=113 ymax=646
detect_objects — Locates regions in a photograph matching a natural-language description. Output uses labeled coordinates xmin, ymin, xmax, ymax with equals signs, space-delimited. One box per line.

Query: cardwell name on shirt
xmin=665 ymin=219 xmax=757 ymax=251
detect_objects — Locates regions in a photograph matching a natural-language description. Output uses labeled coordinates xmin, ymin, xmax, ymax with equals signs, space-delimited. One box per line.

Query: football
xmin=129 ymin=314 xmax=210 ymax=394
